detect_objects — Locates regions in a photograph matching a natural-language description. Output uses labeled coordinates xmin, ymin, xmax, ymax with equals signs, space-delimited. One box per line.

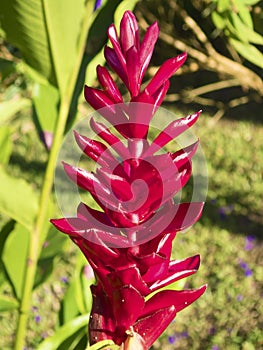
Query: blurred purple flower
xmin=34 ymin=315 xmax=41 ymax=323
xmin=239 ymin=260 xmax=253 ymax=277
xmin=239 ymin=261 xmax=248 ymax=269
xmin=212 ymin=346 xmax=219 ymax=350
xmin=94 ymin=0 xmax=102 ymax=11
xmin=181 ymin=331 xmax=188 ymax=338
xmin=245 ymin=235 xmax=256 ymax=251
xmin=245 ymin=268 xmax=253 ymax=277
xmin=60 ymin=276 xmax=68 ymax=284
xmin=209 ymin=327 xmax=216 ymax=335
xmin=168 ymin=335 xmax=176 ymax=344
xmin=237 ymin=294 xmax=243 ymax=301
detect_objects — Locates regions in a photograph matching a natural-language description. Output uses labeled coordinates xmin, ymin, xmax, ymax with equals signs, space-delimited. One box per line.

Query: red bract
xmin=51 ymin=10 xmax=206 ymax=350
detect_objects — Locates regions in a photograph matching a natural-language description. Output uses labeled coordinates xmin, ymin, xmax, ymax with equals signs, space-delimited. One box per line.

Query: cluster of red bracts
xmin=51 ymin=11 xmax=206 ymax=350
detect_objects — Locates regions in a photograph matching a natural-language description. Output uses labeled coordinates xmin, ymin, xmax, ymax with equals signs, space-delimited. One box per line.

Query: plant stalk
xmin=14 ymin=4 xmax=95 ymax=349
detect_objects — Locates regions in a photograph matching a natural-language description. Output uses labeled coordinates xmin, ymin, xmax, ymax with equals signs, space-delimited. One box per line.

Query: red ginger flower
xmin=51 ymin=10 xmax=206 ymax=350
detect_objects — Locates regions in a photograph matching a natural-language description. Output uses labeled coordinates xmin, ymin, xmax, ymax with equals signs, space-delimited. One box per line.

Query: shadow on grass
xmin=202 ymin=201 xmax=263 ymax=241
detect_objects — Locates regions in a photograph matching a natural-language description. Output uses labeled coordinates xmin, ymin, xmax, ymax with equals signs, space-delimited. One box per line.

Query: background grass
xmin=1 ymin=104 xmax=262 ymax=349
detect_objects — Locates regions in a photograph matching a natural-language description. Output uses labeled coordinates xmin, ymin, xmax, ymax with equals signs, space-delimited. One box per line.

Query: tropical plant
xmin=51 ymin=10 xmax=206 ymax=349
xmin=0 ymin=1 xmax=139 ymax=349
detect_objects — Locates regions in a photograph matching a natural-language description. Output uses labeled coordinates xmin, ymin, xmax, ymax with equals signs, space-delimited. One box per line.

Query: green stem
xmin=14 ymin=5 xmax=95 ymax=350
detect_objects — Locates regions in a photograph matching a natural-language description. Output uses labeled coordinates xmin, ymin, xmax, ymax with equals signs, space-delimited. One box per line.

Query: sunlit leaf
xmin=114 ymin=0 xmax=140 ymax=29
xmin=212 ymin=11 xmax=226 ymax=30
xmin=0 ymin=220 xmax=15 ymax=258
xmin=2 ymin=223 xmax=30 ymax=299
xmin=232 ymin=0 xmax=253 ymax=28
xmin=230 ymin=38 xmax=263 ymax=69
xmin=37 ymin=314 xmax=89 ymax=350
xmin=60 ymin=279 xmax=80 ymax=325
xmin=0 ymin=168 xmax=38 ymax=230
xmin=229 ymin=12 xmax=263 ymax=45
xmin=89 ymin=340 xmax=120 ymax=350
xmin=145 ymin=279 xmax=186 ymax=301
xmin=85 ymin=50 xmax=105 ymax=87
xmin=0 ymin=294 xmax=19 ymax=312
xmin=39 ymin=225 xmax=68 ymax=260
xmin=242 ymin=0 xmax=260 ymax=4
xmin=0 ymin=127 xmax=12 ymax=165
xmin=217 ymin=0 xmax=230 ymax=12
xmin=0 ymin=0 xmax=93 ymax=93
xmin=32 ymin=82 xmax=59 ymax=143
xmin=0 ymin=98 xmax=31 ymax=125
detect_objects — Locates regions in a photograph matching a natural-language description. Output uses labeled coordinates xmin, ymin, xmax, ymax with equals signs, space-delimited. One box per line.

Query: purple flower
xmin=93 ymin=0 xmax=102 ymax=11
xmin=245 ymin=268 xmax=253 ymax=277
xmin=245 ymin=235 xmax=256 ymax=251
xmin=168 ymin=335 xmax=176 ymax=344
xmin=239 ymin=260 xmax=253 ymax=277
xmin=34 ymin=315 xmax=41 ymax=324
xmin=212 ymin=346 xmax=219 ymax=350
xmin=60 ymin=276 xmax=68 ymax=284
xmin=237 ymin=294 xmax=243 ymax=301
xmin=239 ymin=261 xmax=248 ymax=269
xmin=181 ymin=331 xmax=189 ymax=338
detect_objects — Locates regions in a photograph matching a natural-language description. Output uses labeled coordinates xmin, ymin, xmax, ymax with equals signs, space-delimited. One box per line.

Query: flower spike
xmin=51 ymin=10 xmax=206 ymax=349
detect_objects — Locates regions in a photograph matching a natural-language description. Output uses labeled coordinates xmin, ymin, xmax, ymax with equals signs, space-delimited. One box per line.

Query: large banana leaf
xmin=0 ymin=0 xmax=93 ymax=94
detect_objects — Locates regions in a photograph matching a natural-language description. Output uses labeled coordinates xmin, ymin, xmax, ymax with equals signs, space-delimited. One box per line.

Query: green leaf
xmin=0 ymin=98 xmax=31 ymax=125
xmin=0 ymin=167 xmax=38 ymax=230
xmin=89 ymin=340 xmax=120 ymax=350
xmin=34 ymin=225 xmax=68 ymax=288
xmin=217 ymin=0 xmax=230 ymax=12
xmin=60 ymin=279 xmax=80 ymax=325
xmin=0 ymin=0 xmax=56 ymax=85
xmin=0 ymin=127 xmax=12 ymax=165
xmin=41 ymin=0 xmax=90 ymax=94
xmin=230 ymin=12 xmax=263 ymax=45
xmin=232 ymin=0 xmax=253 ymax=28
xmin=59 ymin=252 xmax=94 ymax=325
xmin=0 ymin=294 xmax=19 ymax=312
xmin=114 ymin=0 xmax=140 ymax=29
xmin=37 ymin=314 xmax=89 ymax=350
xmin=145 ymin=278 xmax=186 ymax=301
xmin=242 ymin=0 xmax=260 ymax=5
xmin=0 ymin=58 xmax=16 ymax=80
xmin=34 ymin=257 xmax=54 ymax=288
xmin=230 ymin=38 xmax=263 ymax=68
xmin=0 ymin=0 xmax=92 ymax=93
xmin=2 ymin=223 xmax=30 ymax=299
xmin=85 ymin=50 xmax=105 ymax=87
xmin=212 ymin=11 xmax=226 ymax=30
xmin=32 ymin=82 xmax=59 ymax=136
xmin=0 ymin=219 xmax=15 ymax=258
xmin=57 ymin=328 xmax=87 ymax=350
xmin=86 ymin=0 xmax=121 ymax=56
xmin=39 ymin=226 xmax=68 ymax=260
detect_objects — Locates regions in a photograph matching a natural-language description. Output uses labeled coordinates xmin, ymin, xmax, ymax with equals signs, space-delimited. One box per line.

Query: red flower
xmin=51 ymin=10 xmax=206 ymax=349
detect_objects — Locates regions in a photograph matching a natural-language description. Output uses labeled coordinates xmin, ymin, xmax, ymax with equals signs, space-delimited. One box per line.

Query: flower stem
xmin=14 ymin=4 xmax=95 ymax=349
